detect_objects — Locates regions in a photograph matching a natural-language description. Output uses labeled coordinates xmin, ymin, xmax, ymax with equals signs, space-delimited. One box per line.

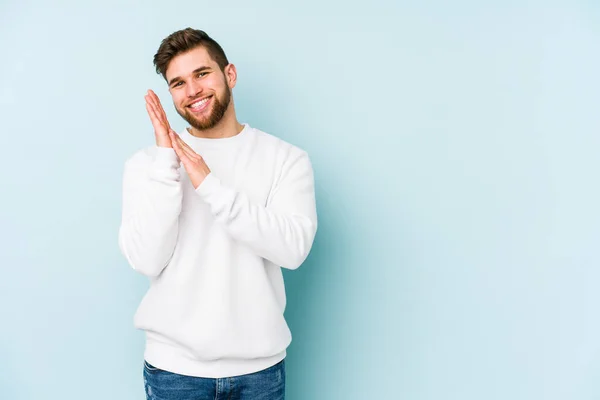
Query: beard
xmin=176 ymin=85 xmax=232 ymax=131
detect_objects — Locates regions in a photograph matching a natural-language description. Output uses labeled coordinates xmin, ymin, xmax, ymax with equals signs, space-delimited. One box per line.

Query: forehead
xmin=165 ymin=46 xmax=217 ymax=80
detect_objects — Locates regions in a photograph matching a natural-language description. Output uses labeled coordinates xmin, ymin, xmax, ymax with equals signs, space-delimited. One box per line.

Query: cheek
xmin=171 ymin=93 xmax=185 ymax=108
xmin=207 ymin=77 xmax=227 ymax=92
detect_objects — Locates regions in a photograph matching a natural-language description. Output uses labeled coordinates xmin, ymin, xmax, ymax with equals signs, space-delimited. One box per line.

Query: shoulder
xmin=249 ymin=126 xmax=310 ymax=162
xmin=248 ymin=127 xmax=314 ymax=183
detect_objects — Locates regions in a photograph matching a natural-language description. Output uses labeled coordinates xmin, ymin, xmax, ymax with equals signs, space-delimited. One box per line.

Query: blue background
xmin=1 ymin=1 xmax=599 ymax=399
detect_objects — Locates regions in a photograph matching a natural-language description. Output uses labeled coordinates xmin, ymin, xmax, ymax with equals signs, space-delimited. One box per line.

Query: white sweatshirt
xmin=118 ymin=123 xmax=317 ymax=378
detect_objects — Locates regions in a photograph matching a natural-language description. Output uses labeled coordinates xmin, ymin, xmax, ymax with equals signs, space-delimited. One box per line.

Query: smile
xmin=187 ymin=96 xmax=212 ymax=112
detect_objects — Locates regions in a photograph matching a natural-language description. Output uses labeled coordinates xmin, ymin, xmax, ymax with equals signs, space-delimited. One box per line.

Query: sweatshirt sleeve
xmin=118 ymin=147 xmax=183 ymax=277
xmin=195 ymin=150 xmax=317 ymax=270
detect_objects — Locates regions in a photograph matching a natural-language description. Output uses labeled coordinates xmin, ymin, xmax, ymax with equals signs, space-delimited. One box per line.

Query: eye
xmin=173 ymin=81 xmax=183 ymax=88
xmin=197 ymin=72 xmax=208 ymax=78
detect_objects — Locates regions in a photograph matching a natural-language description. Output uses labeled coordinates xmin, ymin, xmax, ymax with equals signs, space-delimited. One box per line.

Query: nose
xmin=186 ymin=80 xmax=202 ymax=98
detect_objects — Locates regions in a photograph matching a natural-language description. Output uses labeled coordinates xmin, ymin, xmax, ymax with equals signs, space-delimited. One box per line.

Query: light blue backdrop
xmin=1 ymin=1 xmax=599 ymax=399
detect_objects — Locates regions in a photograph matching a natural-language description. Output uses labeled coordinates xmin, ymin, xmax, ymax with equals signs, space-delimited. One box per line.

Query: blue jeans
xmin=143 ymin=359 xmax=286 ymax=400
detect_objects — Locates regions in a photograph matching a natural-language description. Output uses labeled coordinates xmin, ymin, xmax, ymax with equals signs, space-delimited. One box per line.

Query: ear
xmin=224 ymin=64 xmax=237 ymax=89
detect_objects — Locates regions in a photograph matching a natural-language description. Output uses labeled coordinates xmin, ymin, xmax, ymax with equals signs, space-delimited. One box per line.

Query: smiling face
xmin=165 ymin=46 xmax=237 ymax=131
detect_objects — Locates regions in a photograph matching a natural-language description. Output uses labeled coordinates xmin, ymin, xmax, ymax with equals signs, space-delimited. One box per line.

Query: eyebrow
xmin=168 ymin=66 xmax=211 ymax=87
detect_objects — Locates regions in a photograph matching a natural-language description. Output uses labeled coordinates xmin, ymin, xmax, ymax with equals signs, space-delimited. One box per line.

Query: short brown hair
xmin=153 ymin=28 xmax=229 ymax=80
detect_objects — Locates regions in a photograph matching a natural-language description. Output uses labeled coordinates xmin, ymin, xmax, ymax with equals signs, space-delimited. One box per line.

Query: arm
xmin=118 ymin=148 xmax=183 ymax=277
xmin=168 ymin=130 xmax=317 ymax=270
xmin=196 ymin=151 xmax=317 ymax=270
xmin=118 ymin=90 xmax=182 ymax=277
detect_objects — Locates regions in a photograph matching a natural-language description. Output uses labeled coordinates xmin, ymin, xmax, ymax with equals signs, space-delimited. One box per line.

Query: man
xmin=118 ymin=28 xmax=317 ymax=400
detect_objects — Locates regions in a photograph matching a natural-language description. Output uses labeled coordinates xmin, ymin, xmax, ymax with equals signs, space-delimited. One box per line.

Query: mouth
xmin=187 ymin=96 xmax=212 ymax=113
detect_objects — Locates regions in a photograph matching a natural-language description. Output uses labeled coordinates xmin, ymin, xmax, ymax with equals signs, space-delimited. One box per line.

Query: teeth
xmin=190 ymin=97 xmax=209 ymax=108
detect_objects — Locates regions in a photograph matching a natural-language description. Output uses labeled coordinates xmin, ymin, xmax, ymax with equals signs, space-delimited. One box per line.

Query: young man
xmin=118 ymin=28 xmax=317 ymax=399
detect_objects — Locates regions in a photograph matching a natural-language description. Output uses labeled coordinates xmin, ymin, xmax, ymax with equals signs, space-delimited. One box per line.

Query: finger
xmin=145 ymin=95 xmax=161 ymax=121
xmin=147 ymin=90 xmax=161 ymax=109
xmin=169 ymin=133 xmax=185 ymax=159
xmin=145 ymin=92 xmax=163 ymax=124
xmin=170 ymin=132 xmax=198 ymax=160
xmin=148 ymin=90 xmax=171 ymax=129
xmin=169 ymin=131 xmax=186 ymax=153
xmin=172 ymin=132 xmax=201 ymax=160
xmin=145 ymin=94 xmax=169 ymax=128
xmin=156 ymin=98 xmax=171 ymax=130
xmin=170 ymin=131 xmax=196 ymax=154
xmin=170 ymin=135 xmax=194 ymax=167
xmin=145 ymin=100 xmax=162 ymax=128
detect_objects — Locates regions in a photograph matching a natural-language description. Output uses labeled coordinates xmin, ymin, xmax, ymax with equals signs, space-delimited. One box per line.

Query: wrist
xmin=156 ymin=138 xmax=172 ymax=148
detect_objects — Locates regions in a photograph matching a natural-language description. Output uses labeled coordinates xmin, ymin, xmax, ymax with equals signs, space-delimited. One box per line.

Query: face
xmin=165 ymin=46 xmax=236 ymax=131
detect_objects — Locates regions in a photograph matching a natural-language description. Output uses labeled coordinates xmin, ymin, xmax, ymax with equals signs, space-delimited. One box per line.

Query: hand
xmin=145 ymin=89 xmax=172 ymax=148
xmin=169 ymin=130 xmax=211 ymax=189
